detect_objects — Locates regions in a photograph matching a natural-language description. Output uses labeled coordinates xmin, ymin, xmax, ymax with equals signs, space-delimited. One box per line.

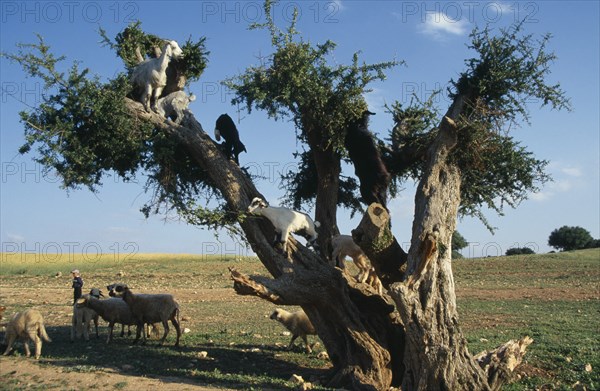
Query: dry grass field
xmin=0 ymin=249 xmax=598 ymax=390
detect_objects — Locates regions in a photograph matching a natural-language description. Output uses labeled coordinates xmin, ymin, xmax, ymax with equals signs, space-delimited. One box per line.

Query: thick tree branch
xmin=229 ymin=267 xmax=285 ymax=304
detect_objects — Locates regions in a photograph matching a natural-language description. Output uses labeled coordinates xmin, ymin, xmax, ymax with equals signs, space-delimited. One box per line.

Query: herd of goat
xmin=0 ymin=285 xmax=319 ymax=359
xmin=1 ymin=37 xmax=389 ymax=359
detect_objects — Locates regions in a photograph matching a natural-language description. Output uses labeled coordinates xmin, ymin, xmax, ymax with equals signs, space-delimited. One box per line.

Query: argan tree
xmin=4 ymin=1 xmax=570 ymax=388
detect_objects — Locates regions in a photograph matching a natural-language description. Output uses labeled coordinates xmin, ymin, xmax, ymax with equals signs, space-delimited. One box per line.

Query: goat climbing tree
xmin=5 ymin=0 xmax=570 ymax=389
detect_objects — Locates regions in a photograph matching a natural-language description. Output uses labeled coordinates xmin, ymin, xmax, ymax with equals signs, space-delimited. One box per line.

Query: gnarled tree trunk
xmin=127 ymin=97 xmax=530 ymax=390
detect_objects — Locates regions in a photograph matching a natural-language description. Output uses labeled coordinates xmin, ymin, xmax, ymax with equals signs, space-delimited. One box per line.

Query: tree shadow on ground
xmin=6 ymin=325 xmax=328 ymax=390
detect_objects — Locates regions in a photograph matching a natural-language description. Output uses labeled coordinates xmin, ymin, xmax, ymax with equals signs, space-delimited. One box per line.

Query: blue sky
xmin=1 ymin=1 xmax=598 ymax=261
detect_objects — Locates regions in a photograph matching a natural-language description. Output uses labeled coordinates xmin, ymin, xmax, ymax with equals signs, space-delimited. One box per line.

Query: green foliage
xmin=100 ymin=21 xmax=162 ymax=69
xmin=505 ymin=247 xmax=536 ymax=256
xmin=384 ymin=95 xmax=439 ymax=181
xmin=380 ymin=23 xmax=570 ymax=231
xmin=3 ymin=29 xmax=234 ymax=232
xmin=451 ymin=22 xmax=571 ymax=126
xmin=585 ymin=239 xmax=600 ymax=249
xmin=225 ymin=13 xmax=397 ymax=144
xmin=4 ymin=35 xmax=152 ymax=191
xmin=455 ymin=125 xmax=551 ymax=227
xmin=451 ymin=23 xmax=570 ymax=228
xmin=178 ymin=36 xmax=210 ymax=83
xmin=451 ymin=231 xmax=467 ymax=260
xmin=404 ymin=23 xmax=568 ymax=231
xmin=139 ymin=131 xmax=227 ymax=224
xmin=224 ymin=0 xmax=399 ymax=209
xmin=548 ymin=226 xmax=595 ymax=251
xmin=449 ymin=24 xmax=570 ymax=226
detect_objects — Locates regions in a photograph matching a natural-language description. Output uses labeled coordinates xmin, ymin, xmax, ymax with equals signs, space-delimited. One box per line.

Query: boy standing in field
xmin=71 ymin=269 xmax=83 ymax=304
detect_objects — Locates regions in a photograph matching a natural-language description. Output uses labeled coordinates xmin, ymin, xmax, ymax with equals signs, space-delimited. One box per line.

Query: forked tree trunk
xmin=127 ymin=98 xmax=531 ymax=390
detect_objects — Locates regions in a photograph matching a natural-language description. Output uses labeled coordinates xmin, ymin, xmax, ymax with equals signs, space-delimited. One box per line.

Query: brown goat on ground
xmin=270 ymin=308 xmax=316 ymax=353
xmin=3 ymin=309 xmax=51 ymax=359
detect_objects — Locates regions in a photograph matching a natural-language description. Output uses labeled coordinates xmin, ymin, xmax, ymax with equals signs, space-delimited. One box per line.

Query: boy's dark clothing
xmin=72 ymin=276 xmax=83 ymax=303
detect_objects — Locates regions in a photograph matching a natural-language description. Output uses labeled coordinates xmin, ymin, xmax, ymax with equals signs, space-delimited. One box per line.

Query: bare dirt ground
xmin=0 ymin=357 xmax=234 ymax=391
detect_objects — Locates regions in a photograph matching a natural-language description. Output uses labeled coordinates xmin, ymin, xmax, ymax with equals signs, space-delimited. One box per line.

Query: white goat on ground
xmin=247 ymin=197 xmax=320 ymax=252
xmin=130 ymin=40 xmax=183 ymax=112
xmin=156 ymin=90 xmax=196 ymax=124
xmin=332 ymin=234 xmax=383 ymax=294
xmin=71 ymin=288 xmax=102 ymax=342
xmin=270 ymin=308 xmax=316 ymax=353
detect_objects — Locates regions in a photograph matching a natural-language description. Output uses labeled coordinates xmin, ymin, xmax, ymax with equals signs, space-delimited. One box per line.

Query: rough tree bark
xmin=391 ymin=112 xmax=493 ymax=390
xmin=353 ymin=108 xmax=492 ymax=389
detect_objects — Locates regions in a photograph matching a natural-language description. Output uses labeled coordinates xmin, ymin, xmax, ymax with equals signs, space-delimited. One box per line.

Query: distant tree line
xmin=505 ymin=247 xmax=535 ymax=256
xmin=454 ymin=226 xmax=598 ymax=257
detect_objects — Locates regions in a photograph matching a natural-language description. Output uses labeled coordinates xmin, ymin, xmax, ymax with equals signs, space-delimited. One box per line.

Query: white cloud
xmin=530 ymin=162 xmax=586 ymax=202
xmin=530 ymin=179 xmax=574 ymax=202
xmin=365 ymin=88 xmax=386 ymax=112
xmin=330 ymin=0 xmax=345 ymax=12
xmin=529 ymin=191 xmax=550 ymax=202
xmin=489 ymin=2 xmax=514 ymax=14
xmin=6 ymin=233 xmax=25 ymax=242
xmin=561 ymin=167 xmax=583 ymax=177
xmin=419 ymin=12 xmax=469 ymax=40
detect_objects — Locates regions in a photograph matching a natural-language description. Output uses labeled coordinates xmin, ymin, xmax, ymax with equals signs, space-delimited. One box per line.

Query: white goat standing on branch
xmin=247 ymin=197 xmax=320 ymax=253
xmin=130 ymin=40 xmax=184 ymax=112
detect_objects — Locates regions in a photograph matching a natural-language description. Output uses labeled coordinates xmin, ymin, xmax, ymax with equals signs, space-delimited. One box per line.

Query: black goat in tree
xmin=214 ymin=114 xmax=247 ymax=165
xmin=344 ymin=110 xmax=391 ymax=209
